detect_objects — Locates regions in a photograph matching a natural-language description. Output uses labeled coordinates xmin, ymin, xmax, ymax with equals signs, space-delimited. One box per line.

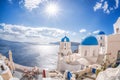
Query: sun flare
xmin=45 ymin=3 xmax=60 ymax=17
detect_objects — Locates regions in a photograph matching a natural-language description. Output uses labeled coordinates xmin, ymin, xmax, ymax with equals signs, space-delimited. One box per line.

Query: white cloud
xmin=93 ymin=0 xmax=119 ymax=14
xmin=93 ymin=2 xmax=102 ymax=11
xmin=100 ymin=0 xmax=104 ymax=2
xmin=8 ymin=0 xmax=51 ymax=11
xmin=0 ymin=23 xmax=71 ymax=44
xmin=102 ymin=1 xmax=108 ymax=11
xmin=93 ymin=30 xmax=100 ymax=34
xmin=79 ymin=29 xmax=86 ymax=33
xmin=22 ymin=0 xmax=48 ymax=11
xmin=106 ymin=9 xmax=110 ymax=14
xmin=102 ymin=1 xmax=110 ymax=14
xmin=23 ymin=0 xmax=42 ymax=11
xmin=115 ymin=0 xmax=119 ymax=9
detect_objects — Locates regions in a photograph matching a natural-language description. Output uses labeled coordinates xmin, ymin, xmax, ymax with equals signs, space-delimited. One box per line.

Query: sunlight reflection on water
xmin=0 ymin=41 xmax=77 ymax=70
xmin=31 ymin=45 xmax=59 ymax=69
xmin=0 ymin=43 xmax=59 ymax=69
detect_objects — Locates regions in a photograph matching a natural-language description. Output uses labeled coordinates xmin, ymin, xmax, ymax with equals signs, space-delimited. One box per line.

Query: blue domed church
xmin=79 ymin=36 xmax=99 ymax=63
xmin=97 ymin=31 xmax=106 ymax=47
xmin=58 ymin=17 xmax=120 ymax=71
xmin=59 ymin=36 xmax=72 ymax=56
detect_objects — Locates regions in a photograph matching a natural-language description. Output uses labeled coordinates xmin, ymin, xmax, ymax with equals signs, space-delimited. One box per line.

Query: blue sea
xmin=0 ymin=39 xmax=78 ymax=70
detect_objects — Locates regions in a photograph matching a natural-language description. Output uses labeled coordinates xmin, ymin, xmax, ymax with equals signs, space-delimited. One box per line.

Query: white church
xmin=57 ymin=17 xmax=120 ymax=71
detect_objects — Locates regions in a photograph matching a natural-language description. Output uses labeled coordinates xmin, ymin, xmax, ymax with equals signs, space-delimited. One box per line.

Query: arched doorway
xmin=116 ymin=50 xmax=120 ymax=67
xmin=117 ymin=50 xmax=120 ymax=60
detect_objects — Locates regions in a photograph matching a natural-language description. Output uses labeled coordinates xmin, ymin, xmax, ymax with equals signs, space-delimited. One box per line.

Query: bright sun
xmin=45 ymin=3 xmax=59 ymax=17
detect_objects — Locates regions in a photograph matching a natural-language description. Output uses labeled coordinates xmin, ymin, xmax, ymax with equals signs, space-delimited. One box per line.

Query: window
xmin=100 ymin=37 xmax=102 ymax=40
xmin=64 ymin=43 xmax=66 ymax=46
xmin=85 ymin=50 xmax=87 ymax=56
xmin=117 ymin=50 xmax=120 ymax=60
xmin=93 ymin=50 xmax=95 ymax=56
xmin=100 ymin=43 xmax=102 ymax=47
xmin=116 ymin=28 xmax=119 ymax=33
xmin=64 ymin=43 xmax=66 ymax=49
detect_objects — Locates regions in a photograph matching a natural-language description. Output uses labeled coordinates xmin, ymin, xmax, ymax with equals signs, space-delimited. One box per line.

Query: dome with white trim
xmin=81 ymin=36 xmax=98 ymax=45
xmin=61 ymin=36 xmax=70 ymax=42
xmin=98 ymin=31 xmax=105 ymax=35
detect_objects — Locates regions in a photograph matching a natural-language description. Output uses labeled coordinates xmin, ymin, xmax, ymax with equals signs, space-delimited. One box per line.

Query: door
xmin=116 ymin=50 xmax=120 ymax=67
xmin=117 ymin=50 xmax=120 ymax=60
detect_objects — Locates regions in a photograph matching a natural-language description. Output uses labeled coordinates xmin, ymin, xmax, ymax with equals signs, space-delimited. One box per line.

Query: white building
xmin=59 ymin=36 xmax=72 ymax=56
xmin=105 ymin=17 xmax=120 ymax=66
xmin=79 ymin=36 xmax=99 ymax=64
xmin=58 ymin=17 xmax=120 ymax=71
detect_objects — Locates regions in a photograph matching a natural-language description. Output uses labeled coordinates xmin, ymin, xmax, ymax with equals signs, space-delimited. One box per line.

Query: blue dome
xmin=98 ymin=31 xmax=105 ymax=35
xmin=61 ymin=36 xmax=70 ymax=42
xmin=61 ymin=38 xmax=65 ymax=42
xmin=81 ymin=36 xmax=98 ymax=45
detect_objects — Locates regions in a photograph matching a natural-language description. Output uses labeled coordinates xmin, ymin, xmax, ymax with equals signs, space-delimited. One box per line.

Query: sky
xmin=0 ymin=0 xmax=120 ymax=44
